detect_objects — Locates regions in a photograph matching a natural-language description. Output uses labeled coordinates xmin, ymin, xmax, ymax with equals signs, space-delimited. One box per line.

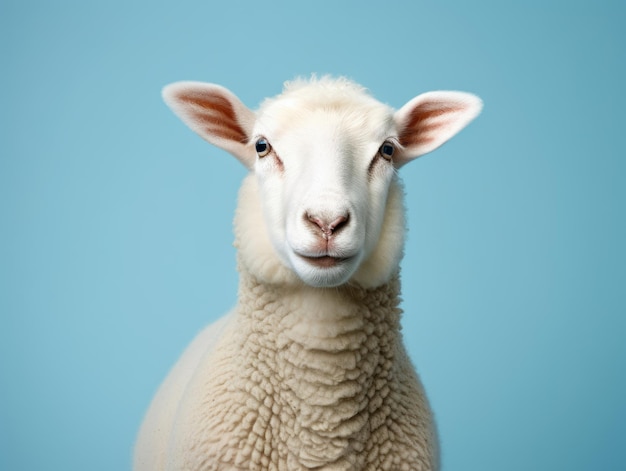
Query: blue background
xmin=1 ymin=1 xmax=624 ymax=470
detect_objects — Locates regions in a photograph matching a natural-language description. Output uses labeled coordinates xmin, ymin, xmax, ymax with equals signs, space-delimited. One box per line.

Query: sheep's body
xmin=135 ymin=77 xmax=481 ymax=470
xmin=138 ymin=268 xmax=434 ymax=470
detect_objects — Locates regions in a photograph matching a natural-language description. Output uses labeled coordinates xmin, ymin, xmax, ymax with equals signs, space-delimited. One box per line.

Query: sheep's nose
xmin=306 ymin=212 xmax=349 ymax=239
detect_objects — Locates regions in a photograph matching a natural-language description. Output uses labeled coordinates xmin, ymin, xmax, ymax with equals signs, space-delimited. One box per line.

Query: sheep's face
xmin=162 ymin=77 xmax=482 ymax=288
xmin=252 ymin=99 xmax=402 ymax=288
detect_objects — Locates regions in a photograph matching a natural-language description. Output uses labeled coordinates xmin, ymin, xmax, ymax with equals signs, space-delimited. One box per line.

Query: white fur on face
xmin=252 ymin=94 xmax=401 ymax=288
xmin=163 ymin=76 xmax=481 ymax=289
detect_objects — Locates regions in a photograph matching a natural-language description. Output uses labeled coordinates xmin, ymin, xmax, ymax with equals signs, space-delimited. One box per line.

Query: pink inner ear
xmin=177 ymin=92 xmax=248 ymax=144
xmin=398 ymin=104 xmax=464 ymax=148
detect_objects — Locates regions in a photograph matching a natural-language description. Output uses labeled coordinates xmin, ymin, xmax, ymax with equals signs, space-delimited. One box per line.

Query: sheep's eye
xmin=379 ymin=141 xmax=395 ymax=161
xmin=255 ymin=138 xmax=272 ymax=158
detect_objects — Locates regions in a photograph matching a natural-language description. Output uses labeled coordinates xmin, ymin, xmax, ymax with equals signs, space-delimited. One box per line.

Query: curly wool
xmin=163 ymin=268 xmax=437 ymax=471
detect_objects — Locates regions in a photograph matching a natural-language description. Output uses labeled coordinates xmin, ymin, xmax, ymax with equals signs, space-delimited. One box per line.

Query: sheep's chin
xmin=287 ymin=251 xmax=362 ymax=288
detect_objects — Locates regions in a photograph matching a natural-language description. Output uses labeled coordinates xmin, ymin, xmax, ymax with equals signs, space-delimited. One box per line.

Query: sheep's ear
xmin=162 ymin=82 xmax=257 ymax=168
xmin=394 ymin=91 xmax=482 ymax=167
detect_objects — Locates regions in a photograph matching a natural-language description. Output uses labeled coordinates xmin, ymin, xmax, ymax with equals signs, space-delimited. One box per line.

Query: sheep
xmin=134 ymin=76 xmax=482 ymax=471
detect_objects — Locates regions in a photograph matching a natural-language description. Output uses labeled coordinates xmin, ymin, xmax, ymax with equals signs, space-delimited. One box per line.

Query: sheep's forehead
xmin=256 ymin=80 xmax=395 ymax=144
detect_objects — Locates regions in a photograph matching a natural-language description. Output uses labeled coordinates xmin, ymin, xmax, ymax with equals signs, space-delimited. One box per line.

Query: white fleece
xmin=136 ymin=275 xmax=438 ymax=471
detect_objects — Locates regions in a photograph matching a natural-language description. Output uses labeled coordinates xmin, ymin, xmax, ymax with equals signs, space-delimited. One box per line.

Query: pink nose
xmin=306 ymin=212 xmax=349 ymax=239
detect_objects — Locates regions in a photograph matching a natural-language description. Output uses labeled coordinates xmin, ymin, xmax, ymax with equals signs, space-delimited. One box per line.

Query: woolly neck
xmin=172 ymin=266 xmax=435 ymax=470
xmin=226 ymin=269 xmax=405 ymax=469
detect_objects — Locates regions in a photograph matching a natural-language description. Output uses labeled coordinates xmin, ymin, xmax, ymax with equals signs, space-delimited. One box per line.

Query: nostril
xmin=329 ymin=215 xmax=349 ymax=233
xmin=306 ymin=213 xmax=325 ymax=231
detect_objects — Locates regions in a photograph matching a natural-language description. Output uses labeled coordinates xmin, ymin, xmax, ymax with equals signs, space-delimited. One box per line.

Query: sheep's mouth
xmin=297 ymin=254 xmax=350 ymax=268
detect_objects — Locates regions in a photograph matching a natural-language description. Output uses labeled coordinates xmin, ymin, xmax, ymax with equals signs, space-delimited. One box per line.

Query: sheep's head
xmin=163 ymin=77 xmax=481 ymax=289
